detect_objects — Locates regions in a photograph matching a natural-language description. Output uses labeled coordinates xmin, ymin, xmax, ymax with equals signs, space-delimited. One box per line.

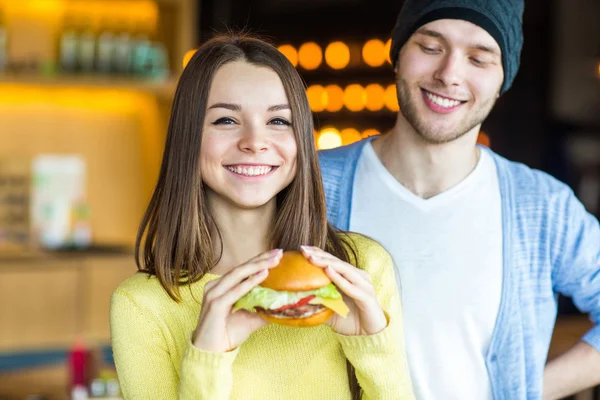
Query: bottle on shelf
xmin=0 ymin=7 xmax=7 ymax=73
xmin=96 ymin=18 xmax=117 ymax=75
xmin=68 ymin=338 xmax=89 ymax=400
xmin=76 ymin=18 xmax=96 ymax=74
xmin=149 ymin=18 xmax=170 ymax=79
xmin=70 ymin=197 xmax=92 ymax=249
xmin=131 ymin=18 xmax=169 ymax=80
xmin=130 ymin=19 xmax=153 ymax=77
xmin=113 ymin=18 xmax=133 ymax=76
xmin=146 ymin=32 xmax=169 ymax=80
xmin=59 ymin=15 xmax=79 ymax=73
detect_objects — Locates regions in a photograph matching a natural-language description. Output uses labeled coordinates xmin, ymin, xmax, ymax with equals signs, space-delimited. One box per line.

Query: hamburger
xmin=234 ymin=251 xmax=349 ymax=327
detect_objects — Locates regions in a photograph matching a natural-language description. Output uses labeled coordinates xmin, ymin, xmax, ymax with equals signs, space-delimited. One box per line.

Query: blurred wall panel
xmin=0 ymin=260 xmax=80 ymax=351
xmin=0 ymin=92 xmax=163 ymax=247
xmin=82 ymin=255 xmax=138 ymax=343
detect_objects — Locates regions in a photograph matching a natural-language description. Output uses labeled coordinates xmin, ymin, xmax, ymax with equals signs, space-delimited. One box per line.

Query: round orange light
xmin=384 ymin=84 xmax=400 ymax=112
xmin=325 ymin=41 xmax=350 ymax=70
xmin=362 ymin=129 xmax=381 ymax=138
xmin=343 ymin=84 xmax=366 ymax=112
xmin=384 ymin=39 xmax=392 ymax=64
xmin=362 ymin=39 xmax=386 ymax=67
xmin=278 ymin=44 xmax=298 ymax=67
xmin=306 ymin=85 xmax=327 ymax=112
xmin=318 ymin=127 xmax=342 ymax=150
xmin=477 ymin=131 xmax=491 ymax=148
xmin=182 ymin=49 xmax=197 ymax=68
xmin=364 ymin=84 xmax=385 ymax=111
xmin=324 ymin=85 xmax=344 ymax=112
xmin=340 ymin=128 xmax=362 ymax=145
xmin=298 ymin=42 xmax=323 ymax=70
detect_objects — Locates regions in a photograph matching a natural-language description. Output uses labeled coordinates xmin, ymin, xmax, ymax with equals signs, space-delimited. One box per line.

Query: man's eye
xmin=212 ymin=117 xmax=236 ymax=125
xmin=269 ymin=118 xmax=292 ymax=126
xmin=470 ymin=58 xmax=489 ymax=67
xmin=419 ymin=45 xmax=440 ymax=54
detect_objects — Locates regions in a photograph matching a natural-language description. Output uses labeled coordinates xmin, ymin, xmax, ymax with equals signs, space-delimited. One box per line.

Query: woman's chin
xmin=229 ymin=196 xmax=277 ymax=211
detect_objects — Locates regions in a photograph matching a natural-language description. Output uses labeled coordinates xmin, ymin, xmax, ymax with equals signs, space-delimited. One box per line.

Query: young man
xmin=318 ymin=0 xmax=600 ymax=399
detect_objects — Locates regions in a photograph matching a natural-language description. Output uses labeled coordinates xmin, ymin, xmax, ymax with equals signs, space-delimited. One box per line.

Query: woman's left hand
xmin=300 ymin=245 xmax=387 ymax=336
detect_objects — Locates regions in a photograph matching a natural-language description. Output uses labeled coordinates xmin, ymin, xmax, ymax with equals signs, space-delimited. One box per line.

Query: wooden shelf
xmin=0 ymin=73 xmax=178 ymax=99
xmin=155 ymin=0 xmax=189 ymax=5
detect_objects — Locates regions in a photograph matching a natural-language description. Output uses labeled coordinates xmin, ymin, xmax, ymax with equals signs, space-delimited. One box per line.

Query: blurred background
xmin=0 ymin=0 xmax=598 ymax=399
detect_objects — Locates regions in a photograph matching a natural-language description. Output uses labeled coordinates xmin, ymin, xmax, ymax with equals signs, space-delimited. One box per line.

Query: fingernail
xmin=259 ymin=269 xmax=268 ymax=275
xmin=300 ymin=245 xmax=311 ymax=252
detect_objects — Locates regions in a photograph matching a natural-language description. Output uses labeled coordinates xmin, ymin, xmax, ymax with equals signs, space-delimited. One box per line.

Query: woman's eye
xmin=211 ymin=117 xmax=236 ymax=125
xmin=269 ymin=118 xmax=292 ymax=126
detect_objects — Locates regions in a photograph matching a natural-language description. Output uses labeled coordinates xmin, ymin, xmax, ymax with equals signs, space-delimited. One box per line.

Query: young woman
xmin=110 ymin=33 xmax=414 ymax=400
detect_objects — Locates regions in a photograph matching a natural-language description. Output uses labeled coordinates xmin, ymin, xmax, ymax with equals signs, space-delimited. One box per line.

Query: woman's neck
xmin=208 ymin=197 xmax=276 ymax=275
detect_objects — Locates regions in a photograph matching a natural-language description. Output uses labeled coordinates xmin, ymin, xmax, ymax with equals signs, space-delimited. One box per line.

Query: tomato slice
xmin=272 ymin=295 xmax=316 ymax=312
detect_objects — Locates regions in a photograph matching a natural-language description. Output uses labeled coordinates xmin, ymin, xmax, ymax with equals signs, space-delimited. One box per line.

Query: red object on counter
xmin=68 ymin=339 xmax=87 ymax=387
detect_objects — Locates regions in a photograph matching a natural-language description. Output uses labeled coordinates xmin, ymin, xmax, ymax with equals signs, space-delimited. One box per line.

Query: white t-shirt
xmin=350 ymin=143 xmax=503 ymax=400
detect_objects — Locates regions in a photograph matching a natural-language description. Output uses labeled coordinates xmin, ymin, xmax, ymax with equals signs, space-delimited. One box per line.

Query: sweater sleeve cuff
xmin=582 ymin=326 xmax=600 ymax=354
xmin=178 ymin=341 xmax=239 ymax=399
xmin=334 ymin=312 xmax=395 ymax=352
xmin=182 ymin=340 xmax=240 ymax=368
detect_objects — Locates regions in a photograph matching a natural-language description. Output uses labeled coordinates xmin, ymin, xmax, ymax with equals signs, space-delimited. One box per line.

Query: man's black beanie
xmin=389 ymin=0 xmax=525 ymax=94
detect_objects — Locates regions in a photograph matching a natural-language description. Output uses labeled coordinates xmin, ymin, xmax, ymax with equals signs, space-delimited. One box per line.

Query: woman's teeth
xmin=227 ymin=166 xmax=273 ymax=176
xmin=425 ymin=91 xmax=462 ymax=108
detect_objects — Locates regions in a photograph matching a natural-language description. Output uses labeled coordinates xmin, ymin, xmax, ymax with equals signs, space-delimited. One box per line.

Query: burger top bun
xmin=260 ymin=251 xmax=331 ymax=292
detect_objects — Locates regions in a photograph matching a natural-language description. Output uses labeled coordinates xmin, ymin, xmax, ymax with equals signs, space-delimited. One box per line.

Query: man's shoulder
xmin=318 ymin=138 xmax=370 ymax=171
xmin=318 ymin=140 xmax=372 ymax=209
xmin=487 ymin=148 xmax=574 ymax=202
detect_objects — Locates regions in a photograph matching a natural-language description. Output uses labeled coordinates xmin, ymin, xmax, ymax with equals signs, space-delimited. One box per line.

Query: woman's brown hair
xmin=135 ymin=32 xmax=360 ymax=399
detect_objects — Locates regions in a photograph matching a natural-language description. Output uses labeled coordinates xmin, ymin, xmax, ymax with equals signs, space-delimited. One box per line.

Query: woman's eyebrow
xmin=208 ymin=102 xmax=241 ymax=111
xmin=268 ymin=104 xmax=290 ymax=111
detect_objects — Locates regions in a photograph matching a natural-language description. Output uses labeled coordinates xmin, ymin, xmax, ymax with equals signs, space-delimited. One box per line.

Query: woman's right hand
xmin=192 ymin=249 xmax=283 ymax=353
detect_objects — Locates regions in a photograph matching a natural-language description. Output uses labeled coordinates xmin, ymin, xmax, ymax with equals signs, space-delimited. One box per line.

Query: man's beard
xmin=396 ymin=78 xmax=497 ymax=144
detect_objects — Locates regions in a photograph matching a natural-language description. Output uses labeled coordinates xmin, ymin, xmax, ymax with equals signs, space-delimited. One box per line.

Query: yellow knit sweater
xmin=110 ymin=234 xmax=414 ymax=399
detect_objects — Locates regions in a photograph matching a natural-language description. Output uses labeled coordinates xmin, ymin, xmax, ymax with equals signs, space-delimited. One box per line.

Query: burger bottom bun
xmin=258 ymin=308 xmax=335 ymax=328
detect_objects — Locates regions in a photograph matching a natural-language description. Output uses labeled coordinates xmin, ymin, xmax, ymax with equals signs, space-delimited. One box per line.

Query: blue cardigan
xmin=319 ymin=138 xmax=600 ymax=400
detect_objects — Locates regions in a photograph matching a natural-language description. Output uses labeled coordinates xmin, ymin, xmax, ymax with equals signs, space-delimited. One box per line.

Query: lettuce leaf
xmin=233 ymin=283 xmax=342 ymax=313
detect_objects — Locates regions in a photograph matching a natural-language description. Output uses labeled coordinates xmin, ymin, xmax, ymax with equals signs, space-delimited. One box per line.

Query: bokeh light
xmin=362 ymin=39 xmax=386 ymax=67
xmin=324 ymin=85 xmax=344 ymax=112
xmin=325 ymin=41 xmax=350 ymax=70
xmin=182 ymin=49 xmax=196 ymax=68
xmin=278 ymin=44 xmax=298 ymax=67
xmin=364 ymin=84 xmax=385 ymax=111
xmin=477 ymin=131 xmax=491 ymax=147
xmin=384 ymin=84 xmax=400 ymax=112
xmin=298 ymin=42 xmax=323 ymax=70
xmin=306 ymin=85 xmax=327 ymax=112
xmin=343 ymin=84 xmax=366 ymax=112
xmin=385 ymin=39 xmax=392 ymax=64
xmin=362 ymin=129 xmax=381 ymax=138
xmin=318 ymin=127 xmax=342 ymax=150
xmin=340 ymin=128 xmax=362 ymax=145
